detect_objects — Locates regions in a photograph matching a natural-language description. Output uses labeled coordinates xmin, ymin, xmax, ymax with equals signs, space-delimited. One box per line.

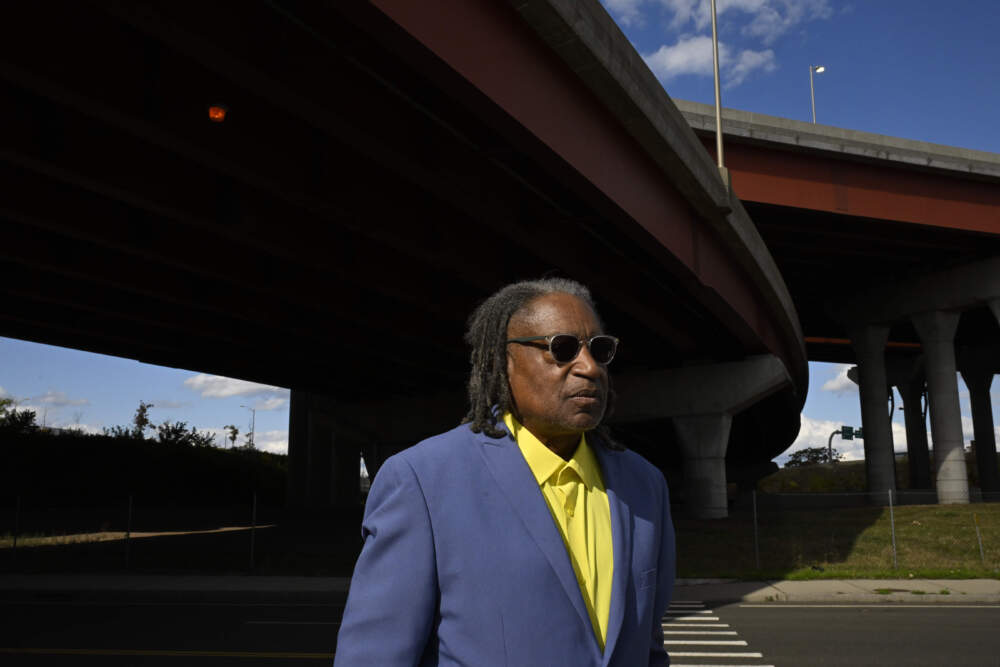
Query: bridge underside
xmin=745 ymin=201 xmax=1000 ymax=362
xmin=1 ymin=1 xmax=806 ymax=516
xmin=683 ymin=112 xmax=1000 ymax=503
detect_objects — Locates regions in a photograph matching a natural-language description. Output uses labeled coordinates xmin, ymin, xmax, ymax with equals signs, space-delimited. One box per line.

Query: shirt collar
xmin=503 ymin=413 xmax=603 ymax=490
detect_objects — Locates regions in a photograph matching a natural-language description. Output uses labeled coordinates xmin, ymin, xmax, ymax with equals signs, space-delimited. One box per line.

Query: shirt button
xmin=565 ymin=506 xmax=574 ymax=517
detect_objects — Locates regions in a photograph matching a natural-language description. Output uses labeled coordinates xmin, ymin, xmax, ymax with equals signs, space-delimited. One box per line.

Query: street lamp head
xmin=813 ymin=65 xmax=826 ymax=73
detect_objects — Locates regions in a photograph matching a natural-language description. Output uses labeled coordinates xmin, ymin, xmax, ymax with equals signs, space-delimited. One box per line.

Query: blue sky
xmin=0 ymin=337 xmax=290 ymax=454
xmin=601 ymin=0 xmax=1000 ymax=153
xmin=2 ymin=0 xmax=999 ymax=464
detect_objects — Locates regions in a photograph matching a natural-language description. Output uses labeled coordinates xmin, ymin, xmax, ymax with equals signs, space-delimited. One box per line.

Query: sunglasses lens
xmin=549 ymin=334 xmax=582 ymax=363
xmin=589 ymin=336 xmax=617 ymax=364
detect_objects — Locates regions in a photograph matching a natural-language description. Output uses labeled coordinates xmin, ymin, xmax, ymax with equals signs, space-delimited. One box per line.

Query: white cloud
xmin=821 ymin=364 xmax=856 ymax=394
xmin=0 ymin=386 xmax=10 ymax=399
xmin=254 ymin=429 xmax=288 ymax=455
xmin=645 ymin=35 xmax=716 ymax=78
xmin=741 ymin=0 xmax=832 ymax=45
xmin=656 ymin=0 xmax=769 ymax=31
xmin=183 ymin=374 xmax=289 ymax=400
xmin=253 ymin=397 xmax=288 ymax=411
xmin=781 ymin=414 xmax=865 ymax=463
xmin=603 ymin=0 xmax=647 ymax=26
xmin=643 ymin=36 xmax=775 ymax=86
xmin=727 ymin=47 xmax=776 ymax=85
xmin=34 ymin=390 xmax=89 ymax=407
xmin=652 ymin=0 xmax=831 ymax=42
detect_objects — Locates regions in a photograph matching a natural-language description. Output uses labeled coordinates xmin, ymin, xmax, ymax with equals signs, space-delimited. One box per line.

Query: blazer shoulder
xmin=391 ymin=422 xmax=503 ymax=469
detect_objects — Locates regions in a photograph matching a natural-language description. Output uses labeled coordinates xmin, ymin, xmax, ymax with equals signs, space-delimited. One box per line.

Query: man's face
xmin=506 ymin=292 xmax=609 ymax=450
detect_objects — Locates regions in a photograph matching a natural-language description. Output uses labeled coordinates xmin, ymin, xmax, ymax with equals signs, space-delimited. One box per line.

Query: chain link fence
xmin=674 ymin=491 xmax=1000 ymax=579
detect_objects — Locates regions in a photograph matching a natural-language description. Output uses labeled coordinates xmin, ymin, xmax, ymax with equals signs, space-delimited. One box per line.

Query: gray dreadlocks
xmin=461 ymin=277 xmax=621 ymax=449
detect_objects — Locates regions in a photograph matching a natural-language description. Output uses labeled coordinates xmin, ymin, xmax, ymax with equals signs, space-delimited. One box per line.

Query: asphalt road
xmin=2 ymin=592 xmax=999 ymax=665
xmin=687 ymin=601 xmax=1000 ymax=667
xmin=0 ymin=591 xmax=345 ymax=665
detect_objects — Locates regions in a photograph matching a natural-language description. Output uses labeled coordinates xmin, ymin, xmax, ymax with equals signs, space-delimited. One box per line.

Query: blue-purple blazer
xmin=334 ymin=422 xmax=675 ymax=666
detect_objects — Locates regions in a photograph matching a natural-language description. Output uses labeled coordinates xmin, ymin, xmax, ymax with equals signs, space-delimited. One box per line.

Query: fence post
xmin=12 ymin=495 xmax=20 ymax=564
xmin=125 ymin=495 xmax=133 ymax=570
xmin=974 ymin=513 xmax=986 ymax=567
xmin=752 ymin=490 xmax=760 ymax=571
xmin=888 ymin=489 xmax=897 ymax=569
xmin=249 ymin=491 xmax=257 ymax=571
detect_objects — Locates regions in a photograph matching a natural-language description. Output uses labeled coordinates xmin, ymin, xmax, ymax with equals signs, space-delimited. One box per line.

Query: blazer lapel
xmin=478 ymin=431 xmax=594 ymax=637
xmin=594 ymin=444 xmax=632 ymax=665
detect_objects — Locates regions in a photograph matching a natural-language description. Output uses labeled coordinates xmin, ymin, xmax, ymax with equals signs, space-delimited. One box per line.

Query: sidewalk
xmin=0 ymin=574 xmax=997 ymax=603
xmin=673 ymin=577 xmax=1000 ymax=604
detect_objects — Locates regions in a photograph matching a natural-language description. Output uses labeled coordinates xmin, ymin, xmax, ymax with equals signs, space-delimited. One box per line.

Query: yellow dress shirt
xmin=504 ymin=413 xmax=614 ymax=650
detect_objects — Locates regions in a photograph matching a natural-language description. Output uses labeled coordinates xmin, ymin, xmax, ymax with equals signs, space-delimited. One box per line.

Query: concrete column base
xmin=674 ymin=414 xmax=732 ymax=519
xmin=912 ymin=311 xmax=969 ymax=504
xmin=849 ymin=325 xmax=897 ymax=498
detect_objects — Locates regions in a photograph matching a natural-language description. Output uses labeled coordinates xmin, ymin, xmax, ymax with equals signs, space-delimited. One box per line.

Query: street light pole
xmin=827 ymin=428 xmax=841 ymax=463
xmin=240 ymin=404 xmax=256 ymax=450
xmin=809 ymin=64 xmax=825 ymax=123
xmin=710 ymin=0 xmax=729 ymax=189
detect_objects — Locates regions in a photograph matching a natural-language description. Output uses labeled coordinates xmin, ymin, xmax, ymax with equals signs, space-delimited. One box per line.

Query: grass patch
xmin=675 ymin=502 xmax=1000 ymax=580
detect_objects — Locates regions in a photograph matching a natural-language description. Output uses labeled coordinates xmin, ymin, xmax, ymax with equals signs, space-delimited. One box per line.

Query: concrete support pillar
xmin=286 ymin=390 xmax=360 ymax=511
xmin=673 ymin=414 xmax=732 ymax=520
xmin=961 ymin=369 xmax=1000 ymax=496
xmin=849 ymin=325 xmax=896 ymax=500
xmin=613 ymin=355 xmax=790 ymax=520
xmin=912 ymin=311 xmax=969 ymax=504
xmin=897 ymin=377 xmax=932 ymax=490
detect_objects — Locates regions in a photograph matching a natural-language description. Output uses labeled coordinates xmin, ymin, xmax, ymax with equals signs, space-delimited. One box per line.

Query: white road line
xmin=739 ymin=604 xmax=1000 ymax=609
xmin=669 ymin=616 xmax=721 ymax=621
xmin=663 ymin=623 xmax=730 ymax=627
xmin=246 ymin=621 xmax=340 ymax=625
xmin=668 ymin=652 xmax=764 ymax=658
xmin=666 ymin=609 xmax=714 ymax=614
xmin=663 ymin=630 xmax=738 ymax=635
xmin=663 ymin=640 xmax=748 ymax=646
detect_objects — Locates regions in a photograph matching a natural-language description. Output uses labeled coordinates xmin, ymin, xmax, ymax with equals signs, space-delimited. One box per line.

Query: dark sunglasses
xmin=506 ymin=333 xmax=619 ymax=365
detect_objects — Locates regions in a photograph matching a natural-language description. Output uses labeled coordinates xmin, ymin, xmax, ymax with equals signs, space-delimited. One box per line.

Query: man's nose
xmin=572 ymin=342 xmax=604 ymax=379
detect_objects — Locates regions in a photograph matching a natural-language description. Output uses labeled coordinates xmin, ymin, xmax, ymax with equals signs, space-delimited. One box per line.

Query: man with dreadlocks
xmin=335 ymin=278 xmax=675 ymax=667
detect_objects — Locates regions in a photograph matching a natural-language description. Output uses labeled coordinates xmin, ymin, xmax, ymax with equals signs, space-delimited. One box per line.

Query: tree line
xmin=1 ymin=398 xmax=251 ymax=450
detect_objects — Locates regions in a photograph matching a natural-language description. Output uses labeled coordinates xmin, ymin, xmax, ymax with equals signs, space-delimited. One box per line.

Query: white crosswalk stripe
xmin=663 ymin=601 xmax=771 ymax=666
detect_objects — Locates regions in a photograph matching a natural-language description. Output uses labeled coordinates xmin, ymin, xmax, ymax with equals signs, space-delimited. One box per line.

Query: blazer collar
xmin=478 ymin=425 xmax=632 ymax=662
xmin=477 ymin=426 xmax=595 ymax=644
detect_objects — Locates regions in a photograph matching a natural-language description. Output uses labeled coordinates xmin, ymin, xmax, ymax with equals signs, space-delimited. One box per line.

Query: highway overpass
xmin=2 ymin=0 xmax=996 ymax=519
